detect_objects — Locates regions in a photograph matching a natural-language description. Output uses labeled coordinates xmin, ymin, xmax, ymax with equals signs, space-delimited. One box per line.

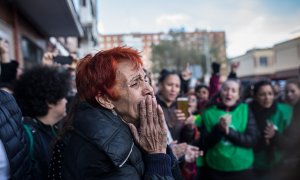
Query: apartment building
xmin=0 ymin=0 xmax=83 ymax=69
xmin=99 ymin=30 xmax=227 ymax=71
xmin=230 ymin=37 xmax=300 ymax=80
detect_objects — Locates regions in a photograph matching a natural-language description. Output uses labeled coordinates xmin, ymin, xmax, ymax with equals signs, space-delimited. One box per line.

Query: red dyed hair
xmin=76 ymin=46 xmax=143 ymax=105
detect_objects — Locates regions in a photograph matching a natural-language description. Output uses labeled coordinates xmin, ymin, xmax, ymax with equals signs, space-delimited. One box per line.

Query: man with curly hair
xmin=14 ymin=65 xmax=70 ymax=180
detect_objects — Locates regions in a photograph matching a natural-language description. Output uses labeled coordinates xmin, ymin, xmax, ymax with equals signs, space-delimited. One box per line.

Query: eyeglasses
xmin=189 ymin=98 xmax=197 ymax=103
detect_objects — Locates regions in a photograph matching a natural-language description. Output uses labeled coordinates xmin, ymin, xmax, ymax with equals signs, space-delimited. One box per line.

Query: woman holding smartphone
xmin=201 ymin=79 xmax=258 ymax=180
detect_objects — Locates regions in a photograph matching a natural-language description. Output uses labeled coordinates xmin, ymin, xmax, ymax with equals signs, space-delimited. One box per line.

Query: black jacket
xmin=23 ymin=117 xmax=58 ymax=180
xmin=0 ymin=90 xmax=31 ymax=179
xmin=62 ymin=101 xmax=182 ymax=180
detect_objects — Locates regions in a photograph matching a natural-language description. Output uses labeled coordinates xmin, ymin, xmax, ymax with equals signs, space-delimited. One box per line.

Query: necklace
xmin=111 ymin=109 xmax=128 ymax=125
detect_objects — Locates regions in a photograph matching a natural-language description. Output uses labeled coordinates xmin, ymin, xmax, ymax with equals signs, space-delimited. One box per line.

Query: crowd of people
xmin=0 ymin=38 xmax=300 ymax=180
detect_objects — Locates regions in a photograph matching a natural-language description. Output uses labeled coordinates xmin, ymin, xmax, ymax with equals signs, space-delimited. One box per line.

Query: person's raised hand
xmin=0 ymin=40 xmax=8 ymax=54
xmin=129 ymin=95 xmax=168 ymax=154
xmin=0 ymin=39 xmax=9 ymax=63
xmin=42 ymin=52 xmax=57 ymax=66
xmin=231 ymin=62 xmax=240 ymax=72
xmin=181 ymin=63 xmax=192 ymax=80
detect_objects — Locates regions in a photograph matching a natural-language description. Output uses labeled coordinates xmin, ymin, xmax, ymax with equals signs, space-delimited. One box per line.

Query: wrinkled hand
xmin=184 ymin=145 xmax=203 ymax=163
xmin=129 ymin=95 xmax=168 ymax=154
xmin=170 ymin=141 xmax=188 ymax=158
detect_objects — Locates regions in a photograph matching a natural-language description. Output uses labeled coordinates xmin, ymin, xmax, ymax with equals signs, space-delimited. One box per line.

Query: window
xmin=259 ymin=56 xmax=268 ymax=67
xmin=113 ymin=36 xmax=118 ymax=41
xmin=113 ymin=42 xmax=119 ymax=47
xmin=106 ymin=37 xmax=111 ymax=42
xmin=21 ymin=36 xmax=43 ymax=70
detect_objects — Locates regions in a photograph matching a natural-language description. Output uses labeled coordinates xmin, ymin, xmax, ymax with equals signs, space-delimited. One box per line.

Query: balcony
xmin=10 ymin=0 xmax=84 ymax=37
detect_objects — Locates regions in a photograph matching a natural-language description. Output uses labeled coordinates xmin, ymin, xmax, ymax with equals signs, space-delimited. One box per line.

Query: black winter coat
xmin=23 ymin=117 xmax=58 ymax=180
xmin=0 ymin=90 xmax=31 ymax=179
xmin=62 ymin=101 xmax=182 ymax=180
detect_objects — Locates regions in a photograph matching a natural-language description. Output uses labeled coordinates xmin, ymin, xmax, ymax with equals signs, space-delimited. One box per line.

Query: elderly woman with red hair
xmin=58 ymin=47 xmax=181 ymax=180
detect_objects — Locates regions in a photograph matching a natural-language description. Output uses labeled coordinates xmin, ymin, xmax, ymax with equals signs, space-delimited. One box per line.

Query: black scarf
xmin=250 ymin=101 xmax=277 ymax=133
xmin=250 ymin=100 xmax=277 ymax=162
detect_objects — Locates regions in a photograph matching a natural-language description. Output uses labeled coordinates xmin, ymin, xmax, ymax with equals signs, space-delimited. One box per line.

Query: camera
xmin=53 ymin=55 xmax=73 ymax=65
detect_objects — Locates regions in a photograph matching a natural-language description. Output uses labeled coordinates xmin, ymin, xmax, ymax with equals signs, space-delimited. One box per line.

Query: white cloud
xmin=98 ymin=0 xmax=300 ymax=57
xmin=226 ymin=9 xmax=300 ymax=57
xmin=97 ymin=21 xmax=105 ymax=34
xmin=128 ymin=18 xmax=140 ymax=27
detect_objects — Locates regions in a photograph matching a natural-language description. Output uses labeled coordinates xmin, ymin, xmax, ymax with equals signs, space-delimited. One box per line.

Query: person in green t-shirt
xmin=201 ymin=79 xmax=258 ymax=180
xmin=249 ymin=80 xmax=292 ymax=179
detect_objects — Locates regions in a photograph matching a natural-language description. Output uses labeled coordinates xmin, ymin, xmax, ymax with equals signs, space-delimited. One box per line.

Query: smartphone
xmin=176 ymin=97 xmax=189 ymax=118
xmin=53 ymin=55 xmax=73 ymax=65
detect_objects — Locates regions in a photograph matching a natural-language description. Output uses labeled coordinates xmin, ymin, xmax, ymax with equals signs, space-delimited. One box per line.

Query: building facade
xmin=0 ymin=0 xmax=83 ymax=69
xmin=49 ymin=0 xmax=99 ymax=59
xmin=273 ymin=37 xmax=300 ymax=79
xmin=230 ymin=37 xmax=300 ymax=80
xmin=99 ymin=30 xmax=227 ymax=72
xmin=99 ymin=32 xmax=164 ymax=69
xmin=75 ymin=0 xmax=99 ymax=57
xmin=0 ymin=0 xmax=99 ymax=69
xmin=230 ymin=48 xmax=274 ymax=80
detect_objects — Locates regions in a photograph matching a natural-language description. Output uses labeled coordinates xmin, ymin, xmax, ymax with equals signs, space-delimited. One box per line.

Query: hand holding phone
xmin=53 ymin=55 xmax=73 ymax=65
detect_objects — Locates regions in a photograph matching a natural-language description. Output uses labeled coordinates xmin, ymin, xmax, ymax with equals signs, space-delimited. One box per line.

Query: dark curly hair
xmin=14 ymin=66 xmax=70 ymax=117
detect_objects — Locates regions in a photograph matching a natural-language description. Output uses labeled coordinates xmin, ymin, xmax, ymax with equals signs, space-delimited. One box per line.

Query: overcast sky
xmin=97 ymin=0 xmax=300 ymax=58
